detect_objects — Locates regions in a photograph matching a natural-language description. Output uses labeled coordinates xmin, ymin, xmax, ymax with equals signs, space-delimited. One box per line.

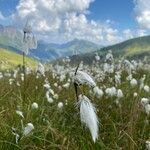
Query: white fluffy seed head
xmin=62 ymin=83 xmax=70 ymax=89
xmin=43 ymin=83 xmax=50 ymax=89
xmin=141 ymin=98 xmax=149 ymax=106
xmin=130 ymin=78 xmax=137 ymax=87
xmin=37 ymin=63 xmax=45 ymax=76
xmin=23 ymin=123 xmax=34 ymax=136
xmin=48 ymin=97 xmax=54 ymax=103
xmin=74 ymin=70 xmax=96 ymax=87
xmin=54 ymin=82 xmax=58 ymax=87
xmin=145 ymin=104 xmax=150 ymax=115
xmin=78 ymin=95 xmax=99 ymax=143
xmin=93 ymin=86 xmax=103 ymax=98
xmin=146 ymin=141 xmax=150 ymax=150
xmin=95 ymin=55 xmax=100 ymax=61
xmin=16 ymin=110 xmax=24 ymax=118
xmin=46 ymin=90 xmax=54 ymax=103
xmin=58 ymin=102 xmax=64 ymax=109
xmin=105 ymin=87 xmax=117 ymax=97
xmin=117 ymin=89 xmax=123 ymax=98
xmin=144 ymin=85 xmax=150 ymax=93
xmin=133 ymin=92 xmax=138 ymax=97
xmin=53 ymin=94 xmax=59 ymax=100
xmin=31 ymin=102 xmax=38 ymax=109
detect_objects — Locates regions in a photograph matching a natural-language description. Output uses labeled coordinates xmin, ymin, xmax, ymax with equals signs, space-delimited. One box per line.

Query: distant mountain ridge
xmin=69 ymin=35 xmax=150 ymax=64
xmin=0 ymin=24 xmax=101 ymax=61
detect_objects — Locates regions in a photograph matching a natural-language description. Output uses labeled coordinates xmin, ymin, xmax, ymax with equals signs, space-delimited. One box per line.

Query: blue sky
xmin=0 ymin=0 xmax=150 ymax=45
xmin=0 ymin=0 xmax=18 ymax=16
xmin=88 ymin=0 xmax=135 ymax=29
xmin=0 ymin=0 xmax=135 ymax=28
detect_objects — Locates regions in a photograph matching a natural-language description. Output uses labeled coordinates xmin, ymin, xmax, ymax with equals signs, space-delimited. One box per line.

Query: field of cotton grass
xmin=0 ymin=51 xmax=150 ymax=150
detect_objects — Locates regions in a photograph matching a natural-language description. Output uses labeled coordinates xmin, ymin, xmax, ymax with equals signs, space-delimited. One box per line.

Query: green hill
xmin=0 ymin=48 xmax=38 ymax=70
xmin=69 ymin=35 xmax=150 ymax=64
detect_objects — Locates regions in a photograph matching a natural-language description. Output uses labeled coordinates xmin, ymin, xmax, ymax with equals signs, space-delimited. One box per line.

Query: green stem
xmin=23 ymin=51 xmax=26 ymax=101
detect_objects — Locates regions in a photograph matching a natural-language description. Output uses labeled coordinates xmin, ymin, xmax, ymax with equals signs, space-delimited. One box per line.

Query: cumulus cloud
xmin=123 ymin=29 xmax=134 ymax=39
xmin=8 ymin=0 xmax=122 ymax=45
xmin=122 ymin=28 xmax=148 ymax=41
xmin=134 ymin=0 xmax=150 ymax=29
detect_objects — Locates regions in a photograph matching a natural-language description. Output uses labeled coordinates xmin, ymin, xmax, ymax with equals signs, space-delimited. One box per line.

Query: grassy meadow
xmin=0 ymin=48 xmax=38 ymax=70
xmin=0 ymin=55 xmax=150 ymax=150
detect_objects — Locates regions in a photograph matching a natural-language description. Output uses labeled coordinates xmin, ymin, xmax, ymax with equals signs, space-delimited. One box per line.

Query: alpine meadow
xmin=0 ymin=0 xmax=150 ymax=150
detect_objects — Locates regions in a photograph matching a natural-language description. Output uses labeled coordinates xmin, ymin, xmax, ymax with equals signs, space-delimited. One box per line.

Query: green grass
xmin=0 ymin=48 xmax=38 ymax=70
xmin=0 ymin=62 xmax=150 ymax=149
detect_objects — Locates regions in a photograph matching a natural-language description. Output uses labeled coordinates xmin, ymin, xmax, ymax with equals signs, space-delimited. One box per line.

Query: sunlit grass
xmin=0 ymin=48 xmax=38 ymax=70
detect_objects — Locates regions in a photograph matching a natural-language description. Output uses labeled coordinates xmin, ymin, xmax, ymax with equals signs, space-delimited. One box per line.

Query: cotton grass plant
xmin=0 ymin=51 xmax=150 ymax=149
xmin=73 ymin=63 xmax=99 ymax=142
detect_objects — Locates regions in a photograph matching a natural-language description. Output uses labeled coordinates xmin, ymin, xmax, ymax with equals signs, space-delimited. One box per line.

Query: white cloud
xmin=122 ymin=28 xmax=147 ymax=41
xmin=1 ymin=0 xmax=149 ymax=46
xmin=123 ymin=29 xmax=134 ymax=39
xmin=134 ymin=0 xmax=150 ymax=29
xmin=8 ymin=0 xmax=123 ymax=45
xmin=136 ymin=29 xmax=147 ymax=36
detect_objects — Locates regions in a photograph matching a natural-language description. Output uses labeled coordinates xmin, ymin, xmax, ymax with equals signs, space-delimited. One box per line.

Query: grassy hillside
xmin=68 ymin=35 xmax=150 ymax=64
xmin=0 ymin=48 xmax=38 ymax=70
xmin=101 ymin=35 xmax=150 ymax=58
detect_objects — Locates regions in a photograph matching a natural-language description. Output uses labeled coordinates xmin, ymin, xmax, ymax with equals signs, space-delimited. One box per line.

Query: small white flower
xmin=0 ymin=72 xmax=3 ymax=79
xmin=133 ymin=92 xmax=138 ymax=97
xmin=62 ymin=83 xmax=70 ymax=89
xmin=130 ymin=78 xmax=137 ymax=87
xmin=16 ymin=110 xmax=24 ymax=118
xmin=43 ymin=83 xmax=50 ymax=89
xmin=105 ymin=50 xmax=113 ymax=62
xmin=93 ymin=86 xmax=103 ymax=98
xmin=115 ymin=74 xmax=121 ymax=85
xmin=46 ymin=90 xmax=54 ymax=103
xmin=145 ymin=104 xmax=150 ymax=115
xmin=54 ymin=82 xmax=58 ymax=87
xmin=23 ymin=123 xmax=34 ymax=136
xmin=31 ymin=102 xmax=38 ymax=109
xmin=146 ymin=141 xmax=150 ymax=150
xmin=37 ymin=63 xmax=45 ymax=76
xmin=12 ymin=127 xmax=20 ymax=144
xmin=144 ymin=85 xmax=150 ymax=93
xmin=105 ymin=87 xmax=117 ymax=97
xmin=58 ymin=102 xmax=64 ymax=109
xmin=126 ymin=74 xmax=132 ymax=81
xmin=141 ymin=98 xmax=149 ymax=106
xmin=53 ymin=94 xmax=59 ymax=100
xmin=117 ymin=89 xmax=123 ymax=98
xmin=48 ymin=89 xmax=54 ymax=95
xmin=21 ymin=73 xmax=24 ymax=81
xmin=16 ymin=81 xmax=20 ymax=87
xmin=95 ymin=55 xmax=100 ymax=61
xmin=9 ymin=78 xmax=14 ymax=85
xmin=47 ymin=97 xmax=54 ymax=103
xmin=59 ymin=74 xmax=66 ymax=82
xmin=13 ymin=70 xmax=18 ymax=78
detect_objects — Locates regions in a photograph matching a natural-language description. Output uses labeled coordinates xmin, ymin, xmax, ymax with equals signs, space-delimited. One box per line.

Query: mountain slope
xmin=69 ymin=35 xmax=150 ymax=64
xmin=0 ymin=48 xmax=38 ymax=69
xmin=59 ymin=39 xmax=100 ymax=53
xmin=0 ymin=24 xmax=101 ymax=61
xmin=100 ymin=35 xmax=150 ymax=57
